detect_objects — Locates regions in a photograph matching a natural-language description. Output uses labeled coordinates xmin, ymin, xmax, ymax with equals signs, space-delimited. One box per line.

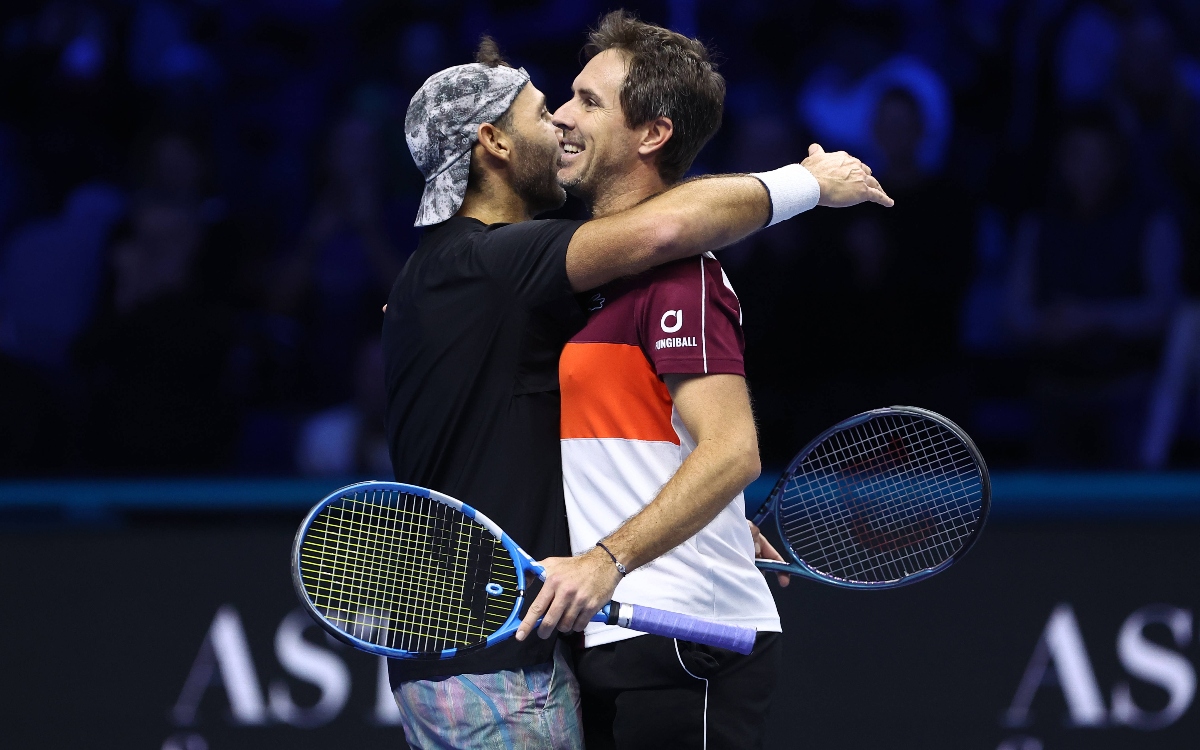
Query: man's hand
xmin=802 ymin=143 xmax=894 ymax=208
xmin=515 ymin=547 xmax=624 ymax=642
xmin=749 ymin=520 xmax=790 ymax=588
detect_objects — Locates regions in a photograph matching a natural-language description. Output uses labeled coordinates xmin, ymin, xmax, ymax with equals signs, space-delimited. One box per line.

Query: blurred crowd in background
xmin=0 ymin=0 xmax=1198 ymax=477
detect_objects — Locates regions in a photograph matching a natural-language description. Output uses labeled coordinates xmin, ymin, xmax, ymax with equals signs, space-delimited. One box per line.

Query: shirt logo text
xmin=655 ymin=336 xmax=697 ymax=350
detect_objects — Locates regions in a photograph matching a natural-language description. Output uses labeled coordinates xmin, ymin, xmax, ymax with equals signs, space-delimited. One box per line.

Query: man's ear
xmin=476 ymin=122 xmax=512 ymax=165
xmin=637 ymin=116 xmax=674 ymax=158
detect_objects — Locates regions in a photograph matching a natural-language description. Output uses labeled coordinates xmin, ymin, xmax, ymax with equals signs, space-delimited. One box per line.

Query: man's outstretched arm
xmin=515 ymin=373 xmax=760 ymax=642
xmin=565 ymin=143 xmax=892 ymax=291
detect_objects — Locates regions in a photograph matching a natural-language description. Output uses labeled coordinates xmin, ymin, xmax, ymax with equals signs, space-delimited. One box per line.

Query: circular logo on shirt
xmin=660 ymin=310 xmax=683 ymax=333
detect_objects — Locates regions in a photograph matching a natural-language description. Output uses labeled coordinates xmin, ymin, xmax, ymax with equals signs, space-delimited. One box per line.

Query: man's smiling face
xmin=552 ymin=49 xmax=646 ymax=205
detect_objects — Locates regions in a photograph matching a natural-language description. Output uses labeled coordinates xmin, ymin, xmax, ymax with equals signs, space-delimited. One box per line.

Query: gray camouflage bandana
xmin=405 ymin=63 xmax=531 ymax=227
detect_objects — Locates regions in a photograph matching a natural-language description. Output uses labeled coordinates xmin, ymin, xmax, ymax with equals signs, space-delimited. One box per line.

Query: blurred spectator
xmin=76 ymin=194 xmax=237 ymax=473
xmin=128 ymin=128 xmax=256 ymax=309
xmin=0 ymin=182 xmax=125 ymax=369
xmin=208 ymin=9 xmax=342 ymax=244
xmin=1011 ymin=4 xmax=1200 ymax=202
xmin=268 ymin=115 xmax=404 ymax=406
xmin=1111 ymin=12 xmax=1200 ymax=206
xmin=1053 ymin=2 xmax=1121 ymax=107
xmin=800 ymin=53 xmax=952 ymax=176
xmin=1004 ymin=109 xmax=1183 ymax=467
xmin=294 ymin=337 xmax=390 ymax=476
xmin=0 ymin=1 xmax=128 ymax=208
xmin=126 ymin=0 xmax=221 ymax=94
xmin=744 ymin=83 xmax=974 ymax=463
xmin=132 ymin=128 xmax=207 ymax=202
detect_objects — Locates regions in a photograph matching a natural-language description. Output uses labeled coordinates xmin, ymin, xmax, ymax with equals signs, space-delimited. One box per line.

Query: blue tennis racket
xmin=293 ymin=481 xmax=757 ymax=658
xmin=753 ymin=406 xmax=990 ymax=589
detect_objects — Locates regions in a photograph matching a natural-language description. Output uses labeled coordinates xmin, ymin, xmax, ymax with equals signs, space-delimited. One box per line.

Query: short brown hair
xmin=584 ymin=10 xmax=725 ymax=183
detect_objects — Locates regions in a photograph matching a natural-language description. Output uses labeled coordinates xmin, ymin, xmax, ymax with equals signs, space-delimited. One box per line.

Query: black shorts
xmin=573 ymin=631 xmax=782 ymax=750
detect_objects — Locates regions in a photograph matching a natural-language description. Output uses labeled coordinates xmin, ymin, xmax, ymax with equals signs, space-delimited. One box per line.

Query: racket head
xmin=291 ymin=481 xmax=534 ymax=659
xmin=759 ymin=406 xmax=990 ymax=589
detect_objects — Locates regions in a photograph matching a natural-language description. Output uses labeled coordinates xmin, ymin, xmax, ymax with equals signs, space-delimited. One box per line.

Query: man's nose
xmin=551 ymin=102 xmax=573 ymax=131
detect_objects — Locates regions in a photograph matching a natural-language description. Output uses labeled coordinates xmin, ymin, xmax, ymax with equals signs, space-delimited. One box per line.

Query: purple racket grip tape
xmin=627 ymin=605 xmax=757 ymax=655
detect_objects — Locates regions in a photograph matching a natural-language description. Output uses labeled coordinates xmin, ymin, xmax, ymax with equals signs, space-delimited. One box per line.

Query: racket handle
xmin=754 ymin=559 xmax=799 ymax=573
xmin=620 ymin=603 xmax=756 ymax=655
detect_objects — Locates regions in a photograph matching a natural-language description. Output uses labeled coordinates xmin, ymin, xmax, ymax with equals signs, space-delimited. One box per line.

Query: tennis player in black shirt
xmin=382 ymin=35 xmax=891 ymax=750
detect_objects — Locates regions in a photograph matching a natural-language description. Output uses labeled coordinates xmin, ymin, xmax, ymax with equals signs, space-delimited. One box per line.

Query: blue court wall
xmin=3 ymin=471 xmax=1200 ymax=521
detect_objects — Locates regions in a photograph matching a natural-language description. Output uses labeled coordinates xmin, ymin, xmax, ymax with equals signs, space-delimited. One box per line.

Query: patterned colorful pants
xmin=393 ymin=643 xmax=584 ymax=750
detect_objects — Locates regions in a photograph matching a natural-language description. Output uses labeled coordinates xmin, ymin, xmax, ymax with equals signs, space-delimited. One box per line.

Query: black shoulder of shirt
xmin=418 ymin=217 xmax=586 ymax=305
xmin=425 ymin=215 xmax=584 ymax=236
xmin=417 ymin=216 xmax=586 ymax=265
xmin=477 ymin=217 xmax=586 ymax=243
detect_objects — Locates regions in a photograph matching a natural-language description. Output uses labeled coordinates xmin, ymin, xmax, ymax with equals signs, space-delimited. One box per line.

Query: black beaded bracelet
xmin=595 ymin=541 xmax=627 ymax=576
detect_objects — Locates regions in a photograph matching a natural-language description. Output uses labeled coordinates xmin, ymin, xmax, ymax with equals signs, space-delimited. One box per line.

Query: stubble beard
xmin=558 ymin=152 xmax=623 ymax=216
xmin=558 ymin=169 xmax=592 ymax=207
xmin=511 ymin=131 xmax=567 ymax=217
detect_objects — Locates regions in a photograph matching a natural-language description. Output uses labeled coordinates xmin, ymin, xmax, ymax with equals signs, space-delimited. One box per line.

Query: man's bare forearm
xmin=565 ymin=175 xmax=770 ymax=291
xmin=600 ymin=433 xmax=759 ymax=572
xmin=600 ymin=373 xmax=760 ymax=572
xmin=565 ymin=145 xmax=892 ymax=292
xmin=652 ymin=174 xmax=774 ymax=255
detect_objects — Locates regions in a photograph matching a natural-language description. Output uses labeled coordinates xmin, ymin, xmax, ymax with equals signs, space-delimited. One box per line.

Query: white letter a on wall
xmin=172 ymin=604 xmax=268 ymax=726
xmin=1004 ymin=604 xmax=1107 ymax=728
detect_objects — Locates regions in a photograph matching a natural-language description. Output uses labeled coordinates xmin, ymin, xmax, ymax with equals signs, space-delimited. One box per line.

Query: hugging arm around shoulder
xmin=563 ymin=175 xmax=771 ymax=292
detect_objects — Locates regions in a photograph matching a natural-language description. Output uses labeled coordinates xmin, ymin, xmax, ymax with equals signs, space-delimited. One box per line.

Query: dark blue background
xmin=2 ymin=0 xmax=1199 ymax=476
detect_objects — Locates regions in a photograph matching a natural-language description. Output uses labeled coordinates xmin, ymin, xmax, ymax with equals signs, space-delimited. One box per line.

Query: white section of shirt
xmin=561 ymin=410 xmax=781 ymax=648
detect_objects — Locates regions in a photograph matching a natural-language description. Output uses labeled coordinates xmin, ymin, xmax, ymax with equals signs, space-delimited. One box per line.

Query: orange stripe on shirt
xmin=560 ymin=342 xmax=677 ymax=444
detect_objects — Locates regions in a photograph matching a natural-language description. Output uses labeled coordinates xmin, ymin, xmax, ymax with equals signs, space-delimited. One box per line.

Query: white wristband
xmin=750 ymin=164 xmax=821 ymax=227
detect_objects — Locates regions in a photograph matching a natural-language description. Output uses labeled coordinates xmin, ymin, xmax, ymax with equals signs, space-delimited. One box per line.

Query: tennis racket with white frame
xmin=753 ymin=406 xmax=990 ymax=589
xmin=293 ymin=481 xmax=757 ymax=658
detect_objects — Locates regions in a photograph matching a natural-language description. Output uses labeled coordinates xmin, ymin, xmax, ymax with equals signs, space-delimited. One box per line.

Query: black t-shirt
xmin=382 ymin=216 xmax=586 ymax=683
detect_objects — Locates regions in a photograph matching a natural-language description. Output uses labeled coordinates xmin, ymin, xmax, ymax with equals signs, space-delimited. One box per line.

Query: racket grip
xmin=625 ymin=604 xmax=756 ymax=655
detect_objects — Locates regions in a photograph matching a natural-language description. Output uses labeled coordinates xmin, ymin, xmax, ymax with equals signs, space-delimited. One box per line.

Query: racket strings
xmin=812 ymin=419 xmax=977 ymax=580
xmin=822 ymin=419 xmax=976 ymax=579
xmin=779 ymin=414 xmax=984 ymax=584
xmin=297 ymin=490 xmax=518 ymax=654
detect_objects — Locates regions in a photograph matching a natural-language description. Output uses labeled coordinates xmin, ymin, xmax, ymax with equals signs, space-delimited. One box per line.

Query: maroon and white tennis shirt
xmin=560 ymin=253 xmax=781 ymax=648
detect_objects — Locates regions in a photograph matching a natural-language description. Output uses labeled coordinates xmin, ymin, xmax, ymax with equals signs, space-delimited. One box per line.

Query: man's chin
xmin=557 ymin=161 xmax=582 ymax=181
xmin=557 ymin=173 xmax=584 ymax=199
